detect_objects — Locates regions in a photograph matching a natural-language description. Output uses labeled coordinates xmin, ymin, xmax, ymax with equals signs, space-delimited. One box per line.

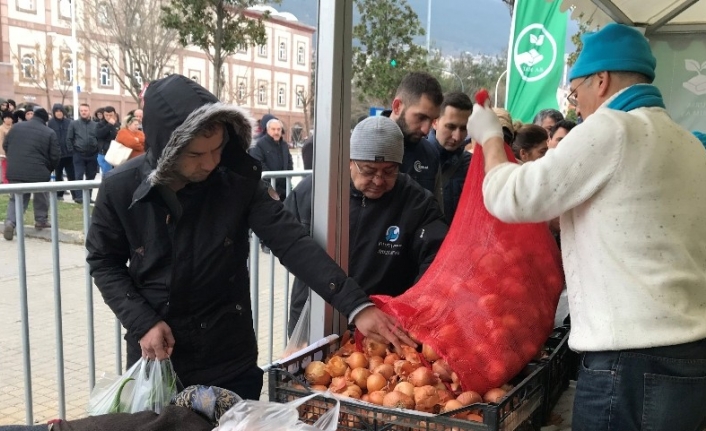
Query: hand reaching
xmin=353 ymin=306 xmax=417 ymax=354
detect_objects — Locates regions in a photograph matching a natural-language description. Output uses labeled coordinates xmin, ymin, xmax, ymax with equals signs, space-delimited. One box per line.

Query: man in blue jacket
xmin=47 ymin=104 xmax=78 ymax=201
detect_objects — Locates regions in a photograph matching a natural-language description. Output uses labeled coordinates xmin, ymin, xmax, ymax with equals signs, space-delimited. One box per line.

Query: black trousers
xmin=55 ymin=156 xmax=78 ymax=198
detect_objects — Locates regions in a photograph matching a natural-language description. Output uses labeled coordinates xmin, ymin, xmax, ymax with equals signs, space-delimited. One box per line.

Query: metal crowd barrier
xmin=0 ymin=169 xmax=311 ymax=425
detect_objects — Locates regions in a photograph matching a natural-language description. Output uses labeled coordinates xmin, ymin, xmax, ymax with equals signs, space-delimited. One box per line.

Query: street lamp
xmin=494 ymin=69 xmax=508 ymax=108
xmin=429 ymin=65 xmax=464 ymax=92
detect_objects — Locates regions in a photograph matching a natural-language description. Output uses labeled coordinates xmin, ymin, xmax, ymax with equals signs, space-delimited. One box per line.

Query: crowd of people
xmin=1 ymin=22 xmax=705 ymax=431
xmin=1 ymin=102 xmax=145 ymax=240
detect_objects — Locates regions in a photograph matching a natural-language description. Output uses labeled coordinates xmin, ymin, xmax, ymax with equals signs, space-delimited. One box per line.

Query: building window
xmin=257 ymin=81 xmax=267 ymax=105
xmin=99 ymin=63 xmax=112 ymax=87
xmin=295 ymin=85 xmax=305 ymax=108
xmin=277 ymin=84 xmax=286 ymax=107
xmin=237 ymin=79 xmax=247 ymax=101
xmin=62 ymin=58 xmax=73 ymax=84
xmin=237 ymin=43 xmax=247 ymax=54
xmin=21 ymin=54 xmax=35 ymax=79
xmin=58 ymin=0 xmax=71 ymax=18
xmin=17 ymin=0 xmax=35 ymax=12
xmin=278 ymin=39 xmax=287 ymax=61
xmin=97 ymin=1 xmax=110 ymax=26
xmin=297 ymin=43 xmax=306 ymax=65
xmin=258 ymin=44 xmax=267 ymax=57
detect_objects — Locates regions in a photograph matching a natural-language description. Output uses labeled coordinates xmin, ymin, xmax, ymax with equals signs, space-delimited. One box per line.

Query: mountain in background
xmin=276 ymin=0 xmax=577 ymax=55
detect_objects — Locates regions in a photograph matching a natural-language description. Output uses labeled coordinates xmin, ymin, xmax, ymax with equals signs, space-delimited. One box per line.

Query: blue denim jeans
xmin=572 ymin=337 xmax=706 ymax=431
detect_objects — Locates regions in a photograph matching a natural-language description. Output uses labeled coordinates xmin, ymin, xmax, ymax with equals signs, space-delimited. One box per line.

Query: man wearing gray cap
xmin=285 ymin=116 xmax=448 ymax=334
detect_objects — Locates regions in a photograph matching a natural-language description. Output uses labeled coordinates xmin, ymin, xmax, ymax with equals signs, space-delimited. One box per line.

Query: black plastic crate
xmin=538 ymin=326 xmax=572 ymax=423
xmin=268 ymin=337 xmax=546 ymax=431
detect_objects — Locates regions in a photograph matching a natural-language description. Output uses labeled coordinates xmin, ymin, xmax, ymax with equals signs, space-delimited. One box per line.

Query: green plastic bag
xmin=87 ymin=358 xmax=177 ymax=415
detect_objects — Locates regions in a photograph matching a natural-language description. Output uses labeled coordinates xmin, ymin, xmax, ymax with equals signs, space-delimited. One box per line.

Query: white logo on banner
xmin=513 ymin=24 xmax=558 ymax=82
xmin=684 ymin=59 xmax=706 ymax=96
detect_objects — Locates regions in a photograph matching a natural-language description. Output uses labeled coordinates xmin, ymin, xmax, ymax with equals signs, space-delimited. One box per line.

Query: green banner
xmin=505 ymin=0 xmax=568 ymax=123
xmin=651 ymin=34 xmax=706 ymax=132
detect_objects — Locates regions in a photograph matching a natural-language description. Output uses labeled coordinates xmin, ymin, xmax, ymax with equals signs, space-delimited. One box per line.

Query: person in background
xmin=86 ymin=74 xmax=415 ymax=401
xmin=7 ymin=99 xmax=16 ymax=113
xmin=12 ymin=110 xmax=25 ymax=124
xmin=67 ymin=103 xmax=99 ymax=204
xmin=25 ymin=110 xmax=34 ymax=121
xmin=470 ymin=23 xmax=706 ymax=431
xmin=96 ymin=106 xmax=120 ymax=174
xmin=248 ymin=117 xmax=293 ymax=201
xmin=3 ymin=108 xmax=60 ymax=240
xmin=255 ymin=114 xmax=277 ymax=139
xmin=301 ymin=134 xmax=313 ymax=170
xmin=548 ymin=119 xmax=577 ymax=149
xmin=93 ymin=108 xmax=105 ymax=122
xmin=0 ymin=111 xmax=13 ymax=184
xmin=533 ymin=108 xmax=564 ymax=135
xmin=383 ymin=72 xmax=444 ymax=205
xmin=115 ymin=114 xmax=145 ymax=160
xmin=427 ymin=91 xmax=473 ymax=224
xmin=48 ymin=104 xmax=78 ymax=201
xmin=0 ymin=99 xmax=8 ymax=113
xmin=511 ymin=124 xmax=549 ymax=163
xmin=285 ymin=116 xmax=448 ymax=335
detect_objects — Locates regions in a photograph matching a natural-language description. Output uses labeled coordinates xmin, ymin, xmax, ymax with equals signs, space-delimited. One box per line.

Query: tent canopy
xmin=560 ymin=0 xmax=706 ymax=34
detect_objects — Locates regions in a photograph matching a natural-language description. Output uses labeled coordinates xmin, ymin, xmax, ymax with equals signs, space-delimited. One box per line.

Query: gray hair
xmin=266 ymin=118 xmax=283 ymax=129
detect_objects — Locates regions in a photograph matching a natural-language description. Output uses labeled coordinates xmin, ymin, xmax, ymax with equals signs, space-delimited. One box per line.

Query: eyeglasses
xmin=353 ymin=161 xmax=399 ymax=181
xmin=566 ymin=75 xmax=593 ymax=106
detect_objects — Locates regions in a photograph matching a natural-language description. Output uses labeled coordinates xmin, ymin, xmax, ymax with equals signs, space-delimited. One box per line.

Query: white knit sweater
xmin=483 ymin=96 xmax=706 ymax=352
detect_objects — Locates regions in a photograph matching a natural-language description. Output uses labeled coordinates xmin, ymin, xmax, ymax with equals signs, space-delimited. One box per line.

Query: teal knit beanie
xmin=693 ymin=131 xmax=706 ymax=149
xmin=569 ymin=23 xmax=656 ymax=82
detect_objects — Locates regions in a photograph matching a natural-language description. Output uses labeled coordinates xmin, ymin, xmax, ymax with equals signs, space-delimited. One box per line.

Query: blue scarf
xmin=606 ymin=84 xmax=666 ymax=112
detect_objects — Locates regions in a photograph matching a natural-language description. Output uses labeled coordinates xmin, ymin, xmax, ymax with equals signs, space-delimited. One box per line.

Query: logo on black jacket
xmin=385 ymin=226 xmax=400 ymax=242
xmin=413 ymin=160 xmax=429 ymax=172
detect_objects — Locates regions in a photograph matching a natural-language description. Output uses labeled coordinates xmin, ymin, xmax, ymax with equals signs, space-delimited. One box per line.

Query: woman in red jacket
xmin=115 ymin=115 xmax=145 ymax=159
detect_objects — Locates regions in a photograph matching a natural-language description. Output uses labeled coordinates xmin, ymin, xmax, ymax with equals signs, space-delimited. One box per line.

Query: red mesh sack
xmin=371 ymin=144 xmax=564 ymax=395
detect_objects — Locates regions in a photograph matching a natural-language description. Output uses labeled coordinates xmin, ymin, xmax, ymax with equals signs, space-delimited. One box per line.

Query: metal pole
xmin=494 ymin=70 xmax=508 ymax=108
xmin=70 ymin=0 xmax=79 ymax=119
xmin=82 ymin=190 xmax=95 ymax=390
xmin=283 ymin=177 xmax=292 ymax=349
xmin=426 ymin=0 xmax=432 ymax=53
xmin=49 ymin=194 xmax=66 ymax=419
xmin=249 ymin=232 xmax=260 ymax=338
xmin=268 ymin=177 xmax=276 ymax=363
xmin=15 ymin=194 xmax=33 ymax=425
xmin=115 ymin=319 xmax=122 ymax=375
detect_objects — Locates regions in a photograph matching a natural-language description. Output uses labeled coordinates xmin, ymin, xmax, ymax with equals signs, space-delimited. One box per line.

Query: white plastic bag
xmin=214 ymin=392 xmax=339 ymax=431
xmin=87 ymin=358 xmax=177 ymax=415
xmin=282 ymin=296 xmax=311 ymax=359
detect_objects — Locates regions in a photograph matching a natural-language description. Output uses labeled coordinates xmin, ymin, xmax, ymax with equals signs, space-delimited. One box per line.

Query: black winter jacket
xmin=248 ymin=134 xmax=293 ymax=199
xmin=85 ymin=74 xmax=369 ymax=389
xmin=284 ymin=174 xmax=448 ymax=334
xmin=48 ymin=115 xmax=72 ymax=158
xmin=428 ymin=129 xmax=471 ymax=224
xmin=95 ymin=119 xmax=120 ymax=155
xmin=3 ymin=116 xmax=60 ymax=182
xmin=67 ymin=118 xmax=98 ymax=156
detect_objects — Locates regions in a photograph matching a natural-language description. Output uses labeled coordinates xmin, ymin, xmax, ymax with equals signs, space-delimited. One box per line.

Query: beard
xmin=395 ymin=111 xmax=422 ymax=144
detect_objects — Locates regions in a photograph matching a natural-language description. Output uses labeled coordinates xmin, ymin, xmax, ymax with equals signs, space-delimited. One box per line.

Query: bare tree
xmin=78 ymin=0 xmax=180 ymax=105
xmin=296 ymin=87 xmax=314 ymax=138
xmin=501 ymin=0 xmax=514 ymax=16
xmin=13 ymin=41 xmax=75 ymax=108
xmin=222 ymin=68 xmax=260 ymax=106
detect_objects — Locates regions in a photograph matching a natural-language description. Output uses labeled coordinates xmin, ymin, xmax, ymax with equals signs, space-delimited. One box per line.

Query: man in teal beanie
xmin=467 ymin=23 xmax=706 ymax=431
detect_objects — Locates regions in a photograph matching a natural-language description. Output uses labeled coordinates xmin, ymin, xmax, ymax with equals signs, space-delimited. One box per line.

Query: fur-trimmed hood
xmin=141 ymin=74 xmax=258 ymax=187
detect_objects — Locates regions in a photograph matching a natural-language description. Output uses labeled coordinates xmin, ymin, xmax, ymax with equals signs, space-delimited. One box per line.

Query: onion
xmin=394 ymin=360 xmax=419 ymax=377
xmin=442 ymin=399 xmax=465 ymax=418
xmin=337 ymin=339 xmax=358 ymax=356
xmin=329 ymin=376 xmax=348 ymax=393
xmin=422 ymin=344 xmax=440 ymax=362
xmin=367 ymin=373 xmax=387 ymax=393
xmin=408 ymin=366 xmax=437 ymax=387
xmin=467 ymin=413 xmax=483 ymax=422
xmin=382 ymin=391 xmax=414 ymax=409
xmin=394 ymin=381 xmax=415 ymax=398
xmin=350 ymin=367 xmax=371 ymax=390
xmin=384 ymin=353 xmax=401 ymax=365
xmin=483 ymin=388 xmax=507 ymax=404
xmin=361 ymin=394 xmax=370 ymax=402
xmin=373 ymin=363 xmax=395 ymax=380
xmin=368 ymin=390 xmax=387 ymax=405
xmin=414 ymin=385 xmax=440 ymax=413
xmin=432 ymin=359 xmax=453 ymax=382
xmin=304 ymin=361 xmax=331 ymax=386
xmin=311 ymin=385 xmax=329 ymax=391
xmin=437 ymin=389 xmax=454 ymax=404
xmin=400 ymin=345 xmax=421 ymax=363
xmin=364 ymin=338 xmax=388 ymax=358
xmin=368 ymin=356 xmax=384 ymax=372
xmin=346 ymin=352 xmax=368 ymax=370
xmin=326 ymin=356 xmax=349 ymax=377
xmin=457 ymin=391 xmax=483 ymax=406
xmin=341 ymin=384 xmax=362 ymax=399
xmin=434 ymin=381 xmax=447 ymax=391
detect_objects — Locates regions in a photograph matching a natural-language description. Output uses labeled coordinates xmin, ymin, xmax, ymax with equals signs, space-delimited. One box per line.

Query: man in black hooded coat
xmin=85 ymin=74 xmax=413 ymax=400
